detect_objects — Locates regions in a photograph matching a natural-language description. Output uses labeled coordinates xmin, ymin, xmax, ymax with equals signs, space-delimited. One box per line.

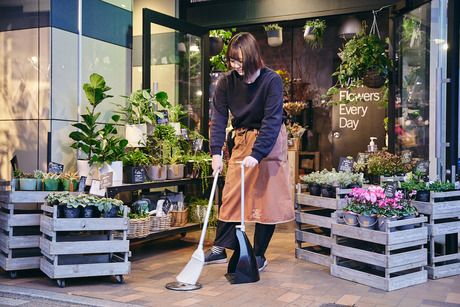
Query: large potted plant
xmin=303 ymin=19 xmax=326 ymax=49
xmin=69 ymin=73 xmax=113 ymax=182
xmin=264 ymin=24 xmax=283 ymax=47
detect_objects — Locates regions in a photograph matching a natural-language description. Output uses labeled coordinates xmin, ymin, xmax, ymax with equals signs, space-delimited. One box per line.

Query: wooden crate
xmin=0 ymin=190 xmax=62 ymax=278
xmin=40 ymin=204 xmax=131 ymax=287
xmin=413 ymin=190 xmax=460 ymax=279
xmin=295 ymin=184 xmax=350 ymax=267
xmin=331 ymin=212 xmax=428 ymax=291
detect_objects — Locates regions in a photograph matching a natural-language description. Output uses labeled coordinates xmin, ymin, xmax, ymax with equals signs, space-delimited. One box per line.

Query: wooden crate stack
xmin=295 ymin=185 xmax=350 ymax=267
xmin=331 ymin=212 xmax=428 ymax=291
xmin=413 ymin=190 xmax=460 ymax=279
xmin=40 ymin=204 xmax=131 ymax=287
xmin=0 ymin=189 xmax=51 ymax=278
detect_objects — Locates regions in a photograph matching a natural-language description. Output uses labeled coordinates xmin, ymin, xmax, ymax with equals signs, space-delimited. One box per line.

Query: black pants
xmin=214 ymin=220 xmax=275 ymax=257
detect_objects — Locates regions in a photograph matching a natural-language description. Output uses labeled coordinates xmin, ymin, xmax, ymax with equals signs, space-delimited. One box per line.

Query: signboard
xmin=356 ymin=152 xmax=370 ymax=165
xmin=415 ymin=160 xmax=429 ymax=176
xmin=338 ymin=157 xmax=354 ymax=172
xmin=384 ymin=182 xmax=397 ymax=198
xmin=89 ymin=179 xmax=106 ymax=197
xmin=100 ymin=172 xmax=113 ymax=189
xmin=331 ymin=87 xmax=386 ymax=168
xmin=48 ymin=162 xmax=64 ymax=174
xmin=78 ymin=176 xmax=87 ymax=192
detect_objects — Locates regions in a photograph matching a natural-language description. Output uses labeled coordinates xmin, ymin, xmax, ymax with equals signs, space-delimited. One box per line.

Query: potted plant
xmin=19 ymin=172 xmax=37 ymax=191
xmin=59 ymin=194 xmax=82 ymax=218
xmin=167 ymin=149 xmax=185 ymax=180
xmin=303 ymin=19 xmax=326 ymax=49
xmin=96 ymin=197 xmax=123 ymax=218
xmin=401 ymin=172 xmax=429 ymax=202
xmin=209 ymin=28 xmax=235 ymax=73
xmin=77 ymin=194 xmax=101 ymax=218
xmin=122 ymin=149 xmax=150 ymax=183
xmin=347 ymin=186 xmax=382 ymax=229
xmin=12 ymin=169 xmax=23 ymax=190
xmin=376 ymin=190 xmax=405 ymax=232
xmin=60 ymin=171 xmax=79 ymax=192
xmin=367 ymin=151 xmax=408 ymax=184
xmin=69 ymin=73 xmax=113 ymax=182
xmin=167 ymin=104 xmax=186 ymax=135
xmin=34 ymin=170 xmax=44 ymax=190
xmin=397 ymin=198 xmax=418 ymax=230
xmin=43 ymin=173 xmax=60 ymax=191
xmin=300 ymin=171 xmax=322 ymax=196
xmin=402 ymin=16 xmax=422 ymax=49
xmin=428 ymin=180 xmax=455 ymax=192
xmin=264 ymin=24 xmax=283 ymax=47
xmin=184 ymin=151 xmax=212 ymax=192
xmin=329 ymin=27 xmax=390 ymax=89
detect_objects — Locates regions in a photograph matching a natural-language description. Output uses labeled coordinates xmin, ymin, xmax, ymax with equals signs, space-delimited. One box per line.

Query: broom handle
xmin=240 ymin=163 xmax=245 ymax=232
xmin=198 ymin=171 xmax=220 ymax=249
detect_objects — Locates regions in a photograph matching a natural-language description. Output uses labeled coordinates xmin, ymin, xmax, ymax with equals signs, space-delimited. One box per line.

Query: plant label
xmin=78 ymin=176 xmax=87 ymax=192
xmin=384 ymin=182 xmax=397 ymax=198
xmin=48 ymin=162 xmax=64 ymax=174
xmin=89 ymin=179 xmax=106 ymax=197
xmin=100 ymin=172 xmax=113 ymax=189
xmin=356 ymin=152 xmax=370 ymax=165
xmin=339 ymin=157 xmax=354 ymax=172
xmin=156 ymin=110 xmax=169 ymax=124
xmin=401 ymin=150 xmax=412 ymax=164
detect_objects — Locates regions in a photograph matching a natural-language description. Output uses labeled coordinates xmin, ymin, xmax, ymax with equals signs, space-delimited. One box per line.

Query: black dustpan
xmin=225 ymin=163 xmax=260 ymax=284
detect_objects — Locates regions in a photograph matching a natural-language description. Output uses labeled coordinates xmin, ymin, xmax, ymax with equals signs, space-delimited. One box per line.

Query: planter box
xmin=413 ymin=190 xmax=460 ymax=279
xmin=39 ymin=204 xmax=130 ymax=287
xmin=331 ymin=212 xmax=428 ymax=291
xmin=295 ymin=184 xmax=350 ymax=267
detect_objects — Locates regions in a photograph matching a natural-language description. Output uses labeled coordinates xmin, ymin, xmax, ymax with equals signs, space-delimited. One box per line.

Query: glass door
xmin=141 ymin=9 xmax=209 ymax=139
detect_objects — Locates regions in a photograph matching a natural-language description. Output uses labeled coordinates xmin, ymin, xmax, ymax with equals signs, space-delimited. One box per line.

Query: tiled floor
xmin=1 ymin=223 xmax=460 ymax=307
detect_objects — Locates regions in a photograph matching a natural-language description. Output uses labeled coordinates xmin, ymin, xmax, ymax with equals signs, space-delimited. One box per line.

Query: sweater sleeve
xmin=210 ymin=76 xmax=229 ymax=156
xmin=250 ymin=75 xmax=283 ymax=162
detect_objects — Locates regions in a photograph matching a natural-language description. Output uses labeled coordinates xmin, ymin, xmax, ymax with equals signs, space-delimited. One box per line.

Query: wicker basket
xmin=151 ymin=214 xmax=171 ymax=231
xmin=127 ymin=216 xmax=152 ymax=239
xmin=170 ymin=209 xmax=189 ymax=227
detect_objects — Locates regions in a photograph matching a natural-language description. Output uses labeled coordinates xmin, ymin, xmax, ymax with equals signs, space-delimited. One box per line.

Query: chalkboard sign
xmin=356 ymin=152 xmax=370 ymax=165
xmin=10 ymin=156 xmax=18 ymax=172
xmin=415 ymin=160 xmax=429 ymax=176
xmin=100 ymin=172 xmax=113 ymax=189
xmin=384 ymin=182 xmax=397 ymax=198
xmin=401 ymin=150 xmax=412 ymax=164
xmin=48 ymin=162 xmax=64 ymax=174
xmin=78 ymin=176 xmax=87 ymax=192
xmin=133 ymin=168 xmax=146 ymax=183
xmin=156 ymin=110 xmax=169 ymax=125
xmin=339 ymin=157 xmax=354 ymax=172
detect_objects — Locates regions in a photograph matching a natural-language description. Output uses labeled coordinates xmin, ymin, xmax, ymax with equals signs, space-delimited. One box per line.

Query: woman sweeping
xmin=206 ymin=32 xmax=294 ymax=272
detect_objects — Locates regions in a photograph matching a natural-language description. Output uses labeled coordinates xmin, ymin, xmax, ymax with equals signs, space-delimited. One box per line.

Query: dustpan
xmin=225 ymin=163 xmax=260 ymax=284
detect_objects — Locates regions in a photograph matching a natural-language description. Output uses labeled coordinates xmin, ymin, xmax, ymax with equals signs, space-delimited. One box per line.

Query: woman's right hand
xmin=212 ymin=154 xmax=223 ymax=176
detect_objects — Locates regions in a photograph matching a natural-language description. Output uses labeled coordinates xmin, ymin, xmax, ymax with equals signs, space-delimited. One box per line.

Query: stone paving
xmin=1 ymin=223 xmax=459 ymax=307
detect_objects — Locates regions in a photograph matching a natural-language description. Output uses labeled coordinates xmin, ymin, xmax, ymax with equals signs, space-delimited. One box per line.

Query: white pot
xmin=170 ymin=122 xmax=181 ymax=136
xmin=110 ymin=161 xmax=123 ymax=186
xmin=125 ymin=124 xmax=147 ymax=147
xmin=267 ymin=29 xmax=283 ymax=47
xmin=147 ymin=165 xmax=167 ymax=181
xmin=303 ymin=26 xmax=315 ymax=41
xmin=77 ymin=160 xmax=99 ymax=185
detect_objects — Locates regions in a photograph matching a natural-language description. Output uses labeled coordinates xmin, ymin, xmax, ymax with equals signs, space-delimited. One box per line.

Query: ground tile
xmin=398 ymin=297 xmax=423 ymax=307
xmin=445 ymin=293 xmax=460 ymax=304
xmin=335 ymin=294 xmax=361 ymax=305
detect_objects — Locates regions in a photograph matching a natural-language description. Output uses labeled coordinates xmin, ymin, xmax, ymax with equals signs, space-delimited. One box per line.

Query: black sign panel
xmin=415 ymin=160 xmax=429 ymax=176
xmin=48 ymin=162 xmax=64 ymax=174
xmin=339 ymin=157 xmax=354 ymax=172
xmin=384 ymin=182 xmax=397 ymax=198
xmin=78 ymin=176 xmax=87 ymax=192
xmin=133 ymin=167 xmax=146 ymax=183
xmin=156 ymin=110 xmax=169 ymax=125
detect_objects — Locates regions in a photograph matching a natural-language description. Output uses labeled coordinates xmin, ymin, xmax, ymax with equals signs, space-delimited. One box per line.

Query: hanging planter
xmin=264 ymin=24 xmax=283 ymax=47
xmin=303 ymin=19 xmax=326 ymax=49
xmin=209 ymin=37 xmax=224 ymax=56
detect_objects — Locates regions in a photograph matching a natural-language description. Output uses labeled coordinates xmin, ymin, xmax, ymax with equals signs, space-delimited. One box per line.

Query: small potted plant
xmin=19 ymin=172 xmax=37 ymax=191
xmin=34 ymin=170 xmax=44 ymax=190
xmin=60 ymin=194 xmax=83 ymax=218
xmin=300 ymin=171 xmax=322 ymax=196
xmin=12 ymin=169 xmax=23 ymax=190
xmin=43 ymin=173 xmax=61 ymax=191
xmin=167 ymin=104 xmax=187 ymax=135
xmin=303 ymin=19 xmax=326 ymax=49
xmin=122 ymin=150 xmax=150 ymax=183
xmin=397 ymin=198 xmax=418 ymax=230
xmin=346 ymin=186 xmax=382 ymax=229
xmin=400 ymin=173 xmax=429 ymax=202
xmin=77 ymin=194 xmax=101 ymax=218
xmin=60 ymin=171 xmax=79 ymax=192
xmin=96 ymin=197 xmax=123 ymax=218
xmin=263 ymin=24 xmax=283 ymax=47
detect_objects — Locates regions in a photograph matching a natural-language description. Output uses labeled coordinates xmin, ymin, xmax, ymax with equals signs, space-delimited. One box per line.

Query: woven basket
xmin=127 ymin=216 xmax=152 ymax=239
xmin=170 ymin=209 xmax=189 ymax=227
xmin=151 ymin=214 xmax=171 ymax=231
xmin=363 ymin=70 xmax=385 ymax=88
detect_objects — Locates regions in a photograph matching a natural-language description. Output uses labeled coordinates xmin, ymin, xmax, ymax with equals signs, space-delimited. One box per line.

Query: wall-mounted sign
xmin=339 ymin=157 xmax=354 ymax=172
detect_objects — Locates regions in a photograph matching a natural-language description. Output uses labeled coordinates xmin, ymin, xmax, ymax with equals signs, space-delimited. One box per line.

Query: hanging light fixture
xmin=338 ymin=16 xmax=362 ymax=39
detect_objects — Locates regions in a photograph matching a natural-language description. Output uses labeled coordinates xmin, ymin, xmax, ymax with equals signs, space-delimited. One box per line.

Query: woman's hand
xmin=212 ymin=154 xmax=223 ymax=175
xmin=242 ymin=156 xmax=258 ymax=168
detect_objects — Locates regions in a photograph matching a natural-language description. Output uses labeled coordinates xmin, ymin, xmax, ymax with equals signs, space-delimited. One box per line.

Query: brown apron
xmin=219 ymin=125 xmax=294 ymax=224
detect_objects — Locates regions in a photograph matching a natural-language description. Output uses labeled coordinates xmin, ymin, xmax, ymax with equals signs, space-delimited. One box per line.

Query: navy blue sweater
xmin=210 ymin=67 xmax=283 ymax=162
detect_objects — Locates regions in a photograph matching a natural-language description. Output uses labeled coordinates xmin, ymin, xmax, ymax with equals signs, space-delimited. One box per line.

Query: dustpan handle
xmin=198 ymin=171 xmax=220 ymax=249
xmin=240 ymin=163 xmax=245 ymax=232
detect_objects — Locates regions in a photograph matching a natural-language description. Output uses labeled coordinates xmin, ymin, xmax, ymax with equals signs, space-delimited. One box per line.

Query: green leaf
xmin=111 ymin=114 xmax=121 ymax=122
xmin=90 ymin=73 xmax=105 ymax=89
xmin=69 ymin=131 xmax=85 ymax=142
xmin=155 ymin=91 xmax=170 ymax=107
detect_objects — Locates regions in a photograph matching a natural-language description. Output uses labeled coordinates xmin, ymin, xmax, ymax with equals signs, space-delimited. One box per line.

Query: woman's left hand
xmin=242 ymin=156 xmax=258 ymax=168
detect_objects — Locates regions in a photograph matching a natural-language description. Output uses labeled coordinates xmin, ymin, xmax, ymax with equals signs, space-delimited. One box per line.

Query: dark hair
xmin=226 ymin=32 xmax=264 ymax=79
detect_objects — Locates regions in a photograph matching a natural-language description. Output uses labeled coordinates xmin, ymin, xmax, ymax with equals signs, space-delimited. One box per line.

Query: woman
xmin=206 ymin=32 xmax=294 ymax=272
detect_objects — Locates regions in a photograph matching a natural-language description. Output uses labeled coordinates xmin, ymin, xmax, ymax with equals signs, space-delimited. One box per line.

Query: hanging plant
xmin=303 ymin=19 xmax=326 ymax=49
xmin=402 ymin=16 xmax=422 ymax=49
xmin=209 ymin=28 xmax=236 ymax=72
xmin=263 ymin=24 xmax=283 ymax=47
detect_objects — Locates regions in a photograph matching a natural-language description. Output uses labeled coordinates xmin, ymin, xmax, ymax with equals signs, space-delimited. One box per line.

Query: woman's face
xmin=230 ymin=49 xmax=244 ymax=76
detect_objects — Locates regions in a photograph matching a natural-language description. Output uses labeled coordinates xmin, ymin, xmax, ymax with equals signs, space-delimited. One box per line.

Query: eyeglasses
xmin=229 ymin=58 xmax=243 ymax=67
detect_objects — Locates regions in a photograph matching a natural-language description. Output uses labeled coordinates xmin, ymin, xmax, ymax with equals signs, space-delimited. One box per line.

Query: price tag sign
xmin=339 ymin=157 xmax=354 ymax=172
xmin=384 ymin=182 xmax=397 ymax=198
xmin=89 ymin=179 xmax=106 ymax=197
xmin=78 ymin=176 xmax=87 ymax=192
xmin=48 ymin=162 xmax=64 ymax=174
xmin=356 ymin=152 xmax=369 ymax=165
xmin=100 ymin=172 xmax=113 ymax=189
xmin=156 ymin=110 xmax=169 ymax=124
xmin=401 ymin=150 xmax=412 ymax=164
xmin=415 ymin=160 xmax=429 ymax=176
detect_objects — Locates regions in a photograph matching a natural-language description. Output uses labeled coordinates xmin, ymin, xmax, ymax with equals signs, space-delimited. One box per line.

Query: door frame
xmin=142 ymin=8 xmax=210 ymax=140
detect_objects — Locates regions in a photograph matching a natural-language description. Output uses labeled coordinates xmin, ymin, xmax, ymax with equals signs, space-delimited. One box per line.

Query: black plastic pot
xmin=63 ymin=206 xmax=81 ymax=218
xmin=56 ymin=205 xmax=65 ymax=218
xmin=347 ymin=183 xmax=362 ymax=189
xmin=308 ymin=183 xmax=321 ymax=196
xmin=82 ymin=205 xmax=100 ymax=218
xmin=367 ymin=175 xmax=380 ymax=185
xmin=415 ymin=190 xmax=430 ymax=202
xmin=103 ymin=206 xmax=118 ymax=218
xmin=123 ymin=166 xmax=146 ymax=184
xmin=321 ymin=184 xmax=336 ymax=198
